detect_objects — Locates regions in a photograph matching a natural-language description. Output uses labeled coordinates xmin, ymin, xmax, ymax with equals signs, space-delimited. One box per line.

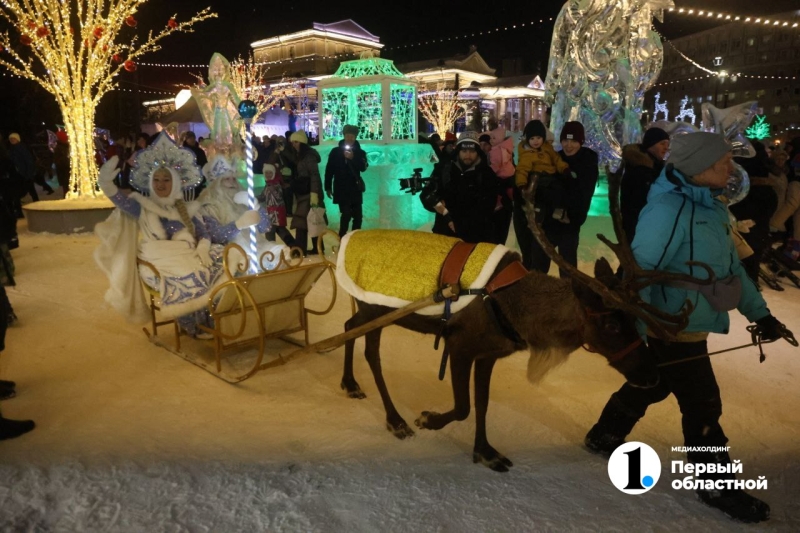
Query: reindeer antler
xmin=522 ymin=169 xmax=714 ymax=342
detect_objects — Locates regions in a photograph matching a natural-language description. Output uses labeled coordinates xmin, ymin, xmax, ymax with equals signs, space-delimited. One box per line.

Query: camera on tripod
xmin=398 ymin=167 xmax=431 ymax=195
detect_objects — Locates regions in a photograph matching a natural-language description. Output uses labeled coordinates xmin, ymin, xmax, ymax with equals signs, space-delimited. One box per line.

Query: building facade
xmin=645 ymin=11 xmax=800 ymax=144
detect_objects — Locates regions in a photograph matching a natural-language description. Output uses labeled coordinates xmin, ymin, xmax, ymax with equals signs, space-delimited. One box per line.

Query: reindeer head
xmin=522 ymin=166 xmax=715 ymax=388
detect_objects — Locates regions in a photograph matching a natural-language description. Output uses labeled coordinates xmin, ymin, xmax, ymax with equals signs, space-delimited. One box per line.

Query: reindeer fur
xmin=340 ymin=251 xmax=654 ymax=472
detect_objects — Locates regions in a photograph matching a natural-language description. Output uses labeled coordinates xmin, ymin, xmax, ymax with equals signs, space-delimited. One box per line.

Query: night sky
xmin=132 ymin=0 xmax=799 ymax=89
xmin=1 ymin=0 xmax=798 ymax=135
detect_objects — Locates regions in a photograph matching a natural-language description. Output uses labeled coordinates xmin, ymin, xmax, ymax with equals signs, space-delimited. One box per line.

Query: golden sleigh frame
xmin=137 ymin=234 xmax=340 ymax=383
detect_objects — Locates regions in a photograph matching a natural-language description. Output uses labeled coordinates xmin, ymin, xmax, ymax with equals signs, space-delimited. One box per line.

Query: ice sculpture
xmin=545 ymin=0 xmax=674 ymax=169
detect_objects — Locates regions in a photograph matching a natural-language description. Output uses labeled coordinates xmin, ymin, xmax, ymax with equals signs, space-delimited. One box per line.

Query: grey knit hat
xmin=667 ymin=132 xmax=731 ymax=177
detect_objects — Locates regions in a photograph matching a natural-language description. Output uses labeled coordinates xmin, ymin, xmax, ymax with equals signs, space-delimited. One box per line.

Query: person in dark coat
xmin=620 ymin=127 xmax=670 ymax=244
xmin=529 ymin=121 xmax=599 ymax=277
xmin=729 ymin=141 xmax=779 ymax=284
xmin=324 ymin=124 xmax=368 ymax=237
xmin=421 ymin=132 xmax=498 ymax=244
xmin=8 ymin=133 xmax=38 ymax=213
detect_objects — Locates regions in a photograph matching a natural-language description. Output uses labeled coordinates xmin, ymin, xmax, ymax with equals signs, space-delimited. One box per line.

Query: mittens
xmin=235 ymin=209 xmax=261 ymax=230
xmin=195 ymin=238 xmax=212 ymax=267
xmin=98 ymin=156 xmax=120 ymax=197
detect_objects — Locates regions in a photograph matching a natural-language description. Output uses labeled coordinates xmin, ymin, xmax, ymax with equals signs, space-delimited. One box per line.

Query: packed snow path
xmin=1 ymin=219 xmax=798 ymax=531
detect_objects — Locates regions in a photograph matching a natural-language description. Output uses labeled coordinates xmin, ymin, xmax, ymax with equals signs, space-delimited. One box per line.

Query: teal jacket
xmin=631 ymin=165 xmax=769 ymax=334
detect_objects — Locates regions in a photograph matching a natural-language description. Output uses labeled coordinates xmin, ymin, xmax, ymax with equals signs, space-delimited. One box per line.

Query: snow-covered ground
xmin=1 ymin=214 xmax=798 ymax=532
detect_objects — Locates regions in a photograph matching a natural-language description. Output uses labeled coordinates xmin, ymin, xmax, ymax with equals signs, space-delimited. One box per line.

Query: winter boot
xmin=0 ymin=415 xmax=35 ymax=440
xmin=690 ymin=450 xmax=770 ymax=523
xmin=584 ymin=396 xmax=641 ymax=457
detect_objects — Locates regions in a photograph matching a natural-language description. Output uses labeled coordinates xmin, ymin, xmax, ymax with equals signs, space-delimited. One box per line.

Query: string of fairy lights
xmin=654 ymin=29 xmax=798 ymax=81
xmin=666 ymin=7 xmax=799 ymax=28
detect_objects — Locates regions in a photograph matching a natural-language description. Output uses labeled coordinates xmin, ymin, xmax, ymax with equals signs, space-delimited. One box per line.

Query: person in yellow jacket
xmin=515 ymin=120 xmax=574 ymax=214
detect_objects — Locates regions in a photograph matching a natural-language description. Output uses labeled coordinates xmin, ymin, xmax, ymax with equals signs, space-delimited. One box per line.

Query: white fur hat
xmin=203 ymin=155 xmax=237 ymax=181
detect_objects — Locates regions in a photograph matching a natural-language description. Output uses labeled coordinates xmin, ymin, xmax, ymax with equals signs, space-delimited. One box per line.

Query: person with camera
xmin=324 ymin=124 xmax=368 ymax=237
xmin=420 ymin=131 xmax=498 ymax=244
xmin=584 ymin=132 xmax=793 ymax=523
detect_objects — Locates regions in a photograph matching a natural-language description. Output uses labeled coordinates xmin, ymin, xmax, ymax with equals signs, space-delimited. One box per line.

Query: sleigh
xmin=138 ymin=234 xmax=340 ymax=383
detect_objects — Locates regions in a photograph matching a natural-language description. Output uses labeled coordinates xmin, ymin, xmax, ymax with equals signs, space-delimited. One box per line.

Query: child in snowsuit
xmin=515 ymin=120 xmax=573 ymax=223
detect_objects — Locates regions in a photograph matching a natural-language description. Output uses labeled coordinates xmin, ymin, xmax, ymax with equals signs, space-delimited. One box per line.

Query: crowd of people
xmin=2 ymin=117 xmax=799 ymax=524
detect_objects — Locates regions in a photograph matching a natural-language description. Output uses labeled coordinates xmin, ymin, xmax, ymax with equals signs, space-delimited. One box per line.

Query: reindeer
xmin=339 ymin=171 xmax=713 ymax=471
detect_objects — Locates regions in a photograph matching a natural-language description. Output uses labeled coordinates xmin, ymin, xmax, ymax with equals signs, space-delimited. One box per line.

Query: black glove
xmin=755 ymin=315 xmax=785 ymax=342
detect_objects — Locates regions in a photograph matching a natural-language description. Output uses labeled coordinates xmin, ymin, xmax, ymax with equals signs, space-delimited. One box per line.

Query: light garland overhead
xmin=384 ymin=18 xmax=555 ymax=50
xmin=656 ymin=30 xmax=799 ymax=81
xmin=0 ymin=1 xmax=216 ymax=199
xmin=666 ymin=7 xmax=799 ymax=28
xmin=139 ymin=51 xmax=360 ymax=69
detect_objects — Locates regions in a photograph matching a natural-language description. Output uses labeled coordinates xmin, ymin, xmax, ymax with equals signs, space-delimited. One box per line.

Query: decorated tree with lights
xmin=418 ymin=91 xmax=465 ymax=136
xmin=745 ymin=115 xmax=771 ymax=140
xmin=228 ymin=54 xmax=276 ymax=127
xmin=0 ymin=2 xmax=216 ymax=199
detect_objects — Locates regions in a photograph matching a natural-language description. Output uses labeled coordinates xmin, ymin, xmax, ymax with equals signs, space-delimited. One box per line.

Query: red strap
xmin=485 ymin=260 xmax=528 ymax=295
xmin=439 ymin=242 xmax=478 ymax=302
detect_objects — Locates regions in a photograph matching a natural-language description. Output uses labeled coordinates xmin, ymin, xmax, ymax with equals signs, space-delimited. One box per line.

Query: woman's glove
xmin=98 ymin=156 xmax=120 ymax=197
xmin=195 ymin=238 xmax=213 ymax=267
xmin=755 ymin=315 xmax=789 ymax=342
xmin=235 ymin=209 xmax=261 ymax=230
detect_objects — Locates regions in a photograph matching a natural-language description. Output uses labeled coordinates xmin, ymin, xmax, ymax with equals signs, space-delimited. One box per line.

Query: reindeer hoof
xmin=414 ymin=411 xmax=441 ymax=430
xmin=473 ymin=448 xmax=514 ymax=472
xmin=387 ymin=421 xmax=415 ymax=440
xmin=340 ymin=380 xmax=366 ymax=399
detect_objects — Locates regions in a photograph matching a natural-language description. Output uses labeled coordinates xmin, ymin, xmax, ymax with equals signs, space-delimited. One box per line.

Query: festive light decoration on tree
xmin=229 ymin=53 xmax=276 ymax=127
xmin=418 ymin=91 xmax=465 ymax=137
xmin=653 ymin=92 xmax=669 ymax=121
xmin=0 ymin=2 xmax=216 ymax=199
xmin=745 ymin=115 xmax=771 ymax=140
xmin=676 ymin=95 xmax=696 ymax=124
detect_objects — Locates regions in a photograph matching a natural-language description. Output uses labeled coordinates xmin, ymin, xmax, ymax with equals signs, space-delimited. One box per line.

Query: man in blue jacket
xmin=584 ymin=132 xmax=792 ymax=523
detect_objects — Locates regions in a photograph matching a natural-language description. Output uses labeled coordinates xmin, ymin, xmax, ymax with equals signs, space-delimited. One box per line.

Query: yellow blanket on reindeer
xmin=336 ymin=230 xmax=511 ymax=316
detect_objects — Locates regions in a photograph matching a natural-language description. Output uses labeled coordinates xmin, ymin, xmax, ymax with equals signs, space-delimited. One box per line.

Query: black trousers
xmin=610 ymin=337 xmax=728 ymax=450
xmin=338 ymin=202 xmax=363 ymax=237
xmin=512 ymin=189 xmax=535 ymax=269
xmin=530 ymin=228 xmax=579 ymax=278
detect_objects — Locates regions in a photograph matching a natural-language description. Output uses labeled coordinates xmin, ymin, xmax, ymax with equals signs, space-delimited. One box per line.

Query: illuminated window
xmin=774 ymin=106 xmax=781 ymax=113
xmin=728 ymin=92 xmax=736 ymax=100
xmin=747 ymin=37 xmax=756 ymax=47
xmin=757 ymin=89 xmax=766 ymax=98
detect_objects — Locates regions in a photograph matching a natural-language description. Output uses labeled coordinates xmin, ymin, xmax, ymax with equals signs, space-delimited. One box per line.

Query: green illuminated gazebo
xmin=315 ymin=57 xmax=436 ymax=230
xmin=317 ymin=58 xmax=417 ymax=144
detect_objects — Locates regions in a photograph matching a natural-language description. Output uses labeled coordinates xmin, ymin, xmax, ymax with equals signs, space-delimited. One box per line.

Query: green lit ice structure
xmin=316 ymin=57 xmax=437 ymax=231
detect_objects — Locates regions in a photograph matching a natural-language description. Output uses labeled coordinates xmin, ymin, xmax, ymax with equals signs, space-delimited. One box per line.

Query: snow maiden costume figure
xmin=196 ymin=155 xmax=288 ymax=270
xmin=191 ymin=53 xmax=242 ymax=159
xmin=94 ymin=133 xmax=228 ymax=338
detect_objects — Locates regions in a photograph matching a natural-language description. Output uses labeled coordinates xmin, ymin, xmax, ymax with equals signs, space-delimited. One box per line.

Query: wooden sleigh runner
xmin=138 ymin=236 xmax=339 ymax=383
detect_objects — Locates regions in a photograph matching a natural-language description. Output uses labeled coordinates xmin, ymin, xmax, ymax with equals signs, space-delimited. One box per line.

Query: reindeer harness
xmin=434 ymin=241 xmax=528 ymax=379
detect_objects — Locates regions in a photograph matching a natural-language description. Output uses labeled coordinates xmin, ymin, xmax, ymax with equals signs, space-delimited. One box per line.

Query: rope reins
xmin=657 ymin=325 xmax=798 ymax=367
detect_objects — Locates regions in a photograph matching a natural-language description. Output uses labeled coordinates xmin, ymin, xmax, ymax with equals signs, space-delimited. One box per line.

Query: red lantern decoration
xmin=112 ymin=53 xmax=122 ymax=63
xmin=125 ymin=16 xmax=137 ymax=28
xmin=20 ymin=35 xmax=32 ymax=46
xmin=0 ymin=45 xmax=4 ymax=53
xmin=102 ymin=44 xmax=108 ymax=52
xmin=299 ymin=82 xmax=306 ymax=89
xmin=26 ymin=21 xmax=36 ymax=30
xmin=68 ymin=27 xmax=74 ymax=35
xmin=36 ymin=26 xmax=49 ymax=38
xmin=167 ymin=18 xmax=178 ymax=29
xmin=123 ymin=60 xmax=137 ymax=72
xmin=93 ymin=27 xmax=103 ymax=39
xmin=56 ymin=130 xmax=68 ymax=144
